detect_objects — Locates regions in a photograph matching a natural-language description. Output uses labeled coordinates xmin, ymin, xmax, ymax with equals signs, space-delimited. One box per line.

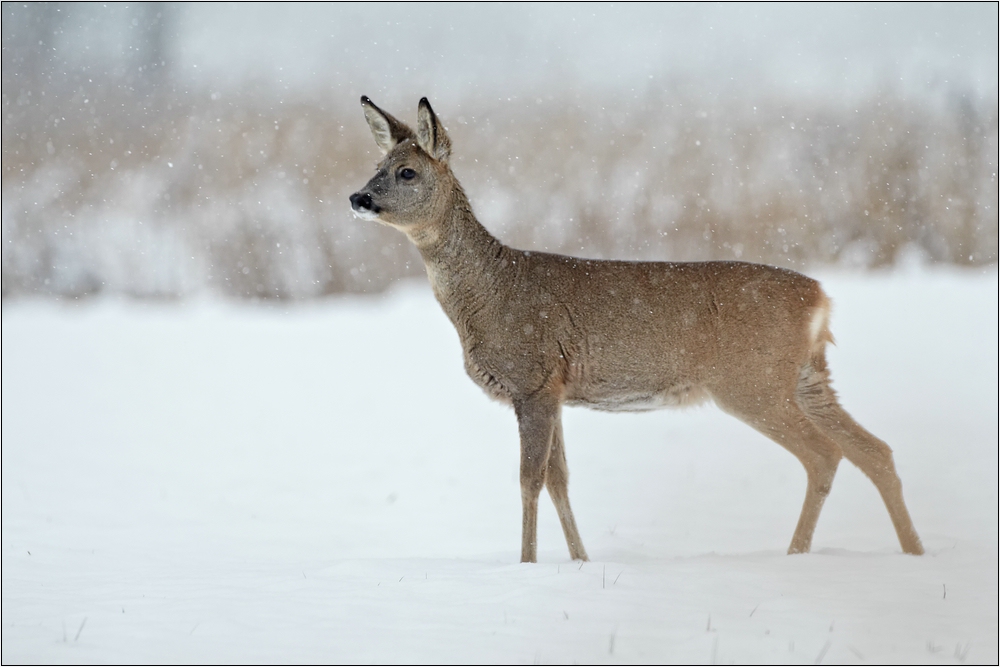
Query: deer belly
xmin=568 ymin=383 xmax=710 ymax=412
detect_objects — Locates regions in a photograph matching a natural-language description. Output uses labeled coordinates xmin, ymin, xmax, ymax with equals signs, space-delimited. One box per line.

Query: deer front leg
xmin=514 ymin=394 xmax=559 ymax=563
xmin=547 ymin=416 xmax=589 ymax=561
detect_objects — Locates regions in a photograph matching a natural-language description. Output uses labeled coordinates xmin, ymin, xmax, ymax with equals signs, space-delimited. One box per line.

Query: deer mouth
xmin=349 ymin=192 xmax=382 ymax=220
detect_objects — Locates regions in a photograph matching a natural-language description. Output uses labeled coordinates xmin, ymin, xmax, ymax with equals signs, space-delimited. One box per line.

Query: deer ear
xmin=416 ymin=97 xmax=452 ymax=163
xmin=361 ymin=96 xmax=413 ymax=154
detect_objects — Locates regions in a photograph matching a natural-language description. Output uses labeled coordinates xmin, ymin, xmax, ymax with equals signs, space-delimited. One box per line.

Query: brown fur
xmin=350 ymin=97 xmax=924 ymax=562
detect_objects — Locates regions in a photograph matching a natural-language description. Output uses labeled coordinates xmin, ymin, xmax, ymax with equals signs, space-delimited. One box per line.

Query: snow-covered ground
xmin=2 ymin=268 xmax=997 ymax=664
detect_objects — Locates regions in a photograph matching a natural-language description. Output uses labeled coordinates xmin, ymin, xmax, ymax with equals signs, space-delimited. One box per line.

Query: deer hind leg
xmin=545 ymin=415 xmax=589 ymax=561
xmin=514 ymin=394 xmax=560 ymax=563
xmin=714 ymin=387 xmax=843 ymax=554
xmin=796 ymin=358 xmax=925 ymax=555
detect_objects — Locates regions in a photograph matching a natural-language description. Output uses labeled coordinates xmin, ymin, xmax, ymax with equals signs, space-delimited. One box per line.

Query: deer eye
xmin=399 ymin=167 xmax=417 ymax=181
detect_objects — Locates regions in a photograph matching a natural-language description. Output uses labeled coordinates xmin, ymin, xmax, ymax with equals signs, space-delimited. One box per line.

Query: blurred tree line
xmin=3 ymin=3 xmax=997 ymax=300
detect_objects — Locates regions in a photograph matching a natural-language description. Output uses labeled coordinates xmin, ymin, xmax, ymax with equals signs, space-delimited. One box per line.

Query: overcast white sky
xmin=173 ymin=2 xmax=998 ymax=103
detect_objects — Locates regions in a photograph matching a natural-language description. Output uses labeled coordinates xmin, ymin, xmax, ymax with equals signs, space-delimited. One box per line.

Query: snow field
xmin=2 ymin=268 xmax=997 ymax=663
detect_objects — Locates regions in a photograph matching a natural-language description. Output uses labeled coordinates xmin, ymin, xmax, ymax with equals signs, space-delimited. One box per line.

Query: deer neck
xmin=410 ymin=185 xmax=510 ymax=322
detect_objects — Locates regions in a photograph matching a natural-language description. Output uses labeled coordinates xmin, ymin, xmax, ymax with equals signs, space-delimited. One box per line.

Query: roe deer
xmin=349 ymin=96 xmax=924 ymax=562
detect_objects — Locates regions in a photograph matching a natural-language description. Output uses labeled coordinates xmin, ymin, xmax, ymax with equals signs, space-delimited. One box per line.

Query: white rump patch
xmin=809 ymin=303 xmax=829 ymax=346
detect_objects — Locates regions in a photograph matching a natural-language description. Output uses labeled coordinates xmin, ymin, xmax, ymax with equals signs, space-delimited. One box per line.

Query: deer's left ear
xmin=416 ymin=97 xmax=452 ymax=163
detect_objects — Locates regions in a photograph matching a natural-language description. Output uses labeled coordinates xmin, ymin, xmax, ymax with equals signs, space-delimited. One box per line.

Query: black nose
xmin=350 ymin=192 xmax=374 ymax=211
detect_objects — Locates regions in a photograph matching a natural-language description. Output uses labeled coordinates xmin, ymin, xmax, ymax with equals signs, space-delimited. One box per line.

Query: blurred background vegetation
xmin=3 ymin=3 xmax=997 ymax=300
